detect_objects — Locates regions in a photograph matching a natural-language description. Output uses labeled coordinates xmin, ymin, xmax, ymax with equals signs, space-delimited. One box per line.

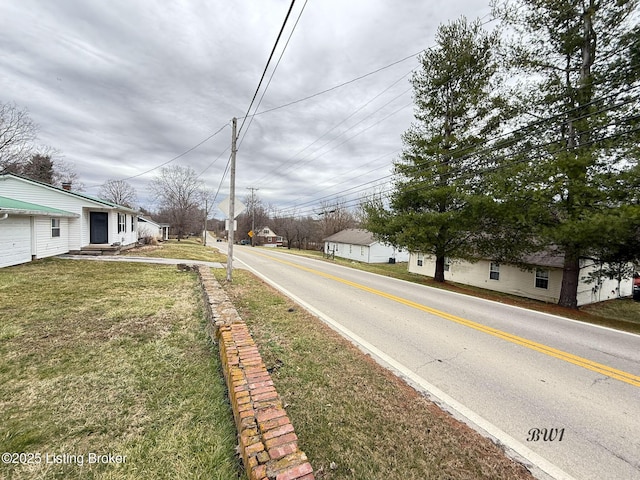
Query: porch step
xmin=68 ymin=243 xmax=138 ymax=256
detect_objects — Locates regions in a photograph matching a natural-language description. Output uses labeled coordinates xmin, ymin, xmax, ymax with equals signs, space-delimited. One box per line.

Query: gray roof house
xmin=323 ymin=228 xmax=409 ymax=264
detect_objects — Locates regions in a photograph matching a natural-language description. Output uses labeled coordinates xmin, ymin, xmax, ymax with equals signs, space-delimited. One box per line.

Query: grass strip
xmin=123 ymin=238 xmax=227 ymax=263
xmin=213 ymin=268 xmax=534 ymax=480
xmin=0 ymin=258 xmax=242 ymax=480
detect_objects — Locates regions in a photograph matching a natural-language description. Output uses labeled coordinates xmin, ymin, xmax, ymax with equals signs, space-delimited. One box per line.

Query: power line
xmin=277 ymin=149 xmax=400 ymax=213
xmin=251 ymin=69 xmax=412 ymax=184
xmin=237 ymin=0 xmax=298 ymax=139
xmin=244 ymin=15 xmax=499 ymax=120
xmin=278 ymin=88 xmax=640 ymax=217
xmin=237 ymin=0 xmax=308 ymax=151
xmin=248 ymin=50 xmax=421 ymax=118
xmin=121 ymin=122 xmax=230 ymax=181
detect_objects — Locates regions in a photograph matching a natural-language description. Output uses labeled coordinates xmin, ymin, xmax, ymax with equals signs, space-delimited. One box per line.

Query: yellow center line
xmin=251 ymin=250 xmax=640 ymax=388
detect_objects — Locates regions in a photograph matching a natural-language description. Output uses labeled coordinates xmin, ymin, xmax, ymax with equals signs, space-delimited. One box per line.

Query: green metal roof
xmin=0 ymin=173 xmax=137 ymax=213
xmin=0 ymin=196 xmax=79 ymax=217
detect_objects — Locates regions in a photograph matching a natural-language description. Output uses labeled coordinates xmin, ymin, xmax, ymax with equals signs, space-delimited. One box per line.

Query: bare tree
xmin=99 ymin=179 xmax=137 ymax=208
xmin=296 ymin=216 xmax=319 ymax=250
xmin=237 ymin=193 xmax=269 ymax=243
xmin=149 ymin=165 xmax=203 ymax=239
xmin=0 ymin=101 xmax=38 ymax=170
xmin=51 ymin=159 xmax=84 ymax=191
xmin=316 ymin=199 xmax=356 ymax=239
xmin=271 ymin=209 xmax=298 ymax=249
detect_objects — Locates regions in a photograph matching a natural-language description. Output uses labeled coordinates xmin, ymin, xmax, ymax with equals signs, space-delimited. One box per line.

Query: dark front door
xmin=90 ymin=212 xmax=108 ymax=244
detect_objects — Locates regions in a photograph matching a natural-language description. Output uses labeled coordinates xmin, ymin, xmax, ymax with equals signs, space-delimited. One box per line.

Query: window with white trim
xmin=417 ymin=252 xmax=423 ymax=266
xmin=489 ymin=262 xmax=500 ymax=280
xmin=444 ymin=257 xmax=451 ymax=272
xmin=535 ymin=269 xmax=549 ymax=289
xmin=51 ymin=218 xmax=61 ymax=238
xmin=118 ymin=213 xmax=126 ymax=233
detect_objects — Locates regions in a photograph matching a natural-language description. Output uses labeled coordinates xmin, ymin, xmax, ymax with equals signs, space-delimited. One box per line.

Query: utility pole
xmin=226 ymin=117 xmax=237 ymax=282
xmin=247 ymin=187 xmax=259 ymax=246
xmin=203 ymin=196 xmax=208 ymax=246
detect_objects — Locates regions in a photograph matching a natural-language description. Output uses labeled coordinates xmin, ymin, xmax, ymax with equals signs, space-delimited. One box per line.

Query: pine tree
xmin=364 ymin=18 xmax=504 ymax=282
xmin=492 ymin=0 xmax=640 ymax=308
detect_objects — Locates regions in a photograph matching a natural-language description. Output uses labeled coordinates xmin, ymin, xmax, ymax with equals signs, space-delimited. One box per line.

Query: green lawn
xmin=0 ymin=258 xmax=242 ymax=480
xmin=123 ymin=238 xmax=227 ymax=263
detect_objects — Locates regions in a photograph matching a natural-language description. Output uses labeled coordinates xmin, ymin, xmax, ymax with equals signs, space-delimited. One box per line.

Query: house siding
xmin=326 ymin=241 xmax=364 ymax=262
xmin=0 ymin=216 xmax=32 ymax=267
xmin=138 ymin=218 xmax=162 ymax=240
xmin=409 ymin=254 xmax=632 ymax=306
xmin=34 ymin=217 xmax=69 ymax=258
xmin=325 ymin=241 xmax=409 ymax=264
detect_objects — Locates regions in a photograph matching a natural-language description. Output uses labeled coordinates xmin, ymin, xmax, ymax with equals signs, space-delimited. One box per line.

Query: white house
xmin=0 ymin=173 xmax=138 ymax=265
xmin=0 ymin=196 xmax=79 ymax=268
xmin=137 ymin=216 xmax=169 ymax=242
xmin=324 ymin=229 xmax=410 ymax=264
xmin=408 ymin=252 xmax=633 ymax=306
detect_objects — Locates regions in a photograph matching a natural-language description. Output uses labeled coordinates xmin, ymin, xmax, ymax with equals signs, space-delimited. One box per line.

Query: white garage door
xmin=0 ymin=216 xmax=32 ymax=268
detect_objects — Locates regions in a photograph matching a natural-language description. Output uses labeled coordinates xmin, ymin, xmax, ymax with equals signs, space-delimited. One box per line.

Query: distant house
xmin=408 ymin=252 xmax=633 ymax=306
xmin=137 ymin=216 xmax=169 ymax=242
xmin=0 ymin=173 xmax=138 ymax=267
xmin=324 ymin=229 xmax=409 ymax=264
xmin=255 ymin=226 xmax=283 ymax=247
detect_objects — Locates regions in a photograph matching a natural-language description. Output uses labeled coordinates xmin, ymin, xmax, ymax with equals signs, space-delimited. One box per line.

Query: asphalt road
xmin=219 ymin=243 xmax=640 ymax=480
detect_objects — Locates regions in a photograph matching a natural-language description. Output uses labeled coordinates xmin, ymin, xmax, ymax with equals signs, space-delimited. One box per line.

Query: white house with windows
xmin=137 ymin=216 xmax=169 ymax=242
xmin=0 ymin=173 xmax=138 ymax=267
xmin=409 ymin=251 xmax=633 ymax=306
xmin=324 ymin=229 xmax=410 ymax=264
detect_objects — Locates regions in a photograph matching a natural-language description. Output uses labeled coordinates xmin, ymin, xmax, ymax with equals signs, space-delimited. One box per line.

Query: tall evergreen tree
xmin=492 ymin=0 xmax=640 ymax=308
xmin=364 ymin=18 xmax=504 ymax=282
xmin=22 ymin=154 xmax=54 ymax=184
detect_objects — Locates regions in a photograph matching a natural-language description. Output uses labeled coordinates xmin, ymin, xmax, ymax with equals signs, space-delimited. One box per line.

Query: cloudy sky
xmin=1 ymin=0 xmax=492 ymax=217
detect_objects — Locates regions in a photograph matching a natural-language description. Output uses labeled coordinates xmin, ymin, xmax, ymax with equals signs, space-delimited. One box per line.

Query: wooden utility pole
xmin=203 ymin=197 xmax=208 ymax=246
xmin=226 ymin=117 xmax=237 ymax=282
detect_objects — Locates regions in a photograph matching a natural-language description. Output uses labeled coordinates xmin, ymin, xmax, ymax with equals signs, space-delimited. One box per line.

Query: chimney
xmin=61 ymin=182 xmax=72 ymax=191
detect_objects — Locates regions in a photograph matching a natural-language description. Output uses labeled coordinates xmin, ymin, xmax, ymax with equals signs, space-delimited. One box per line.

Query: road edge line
xmin=237 ymin=257 xmax=578 ymax=480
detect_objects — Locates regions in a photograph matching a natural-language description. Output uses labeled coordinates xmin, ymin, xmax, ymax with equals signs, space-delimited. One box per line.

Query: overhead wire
xmin=236 ymin=0 xmax=298 ymax=140
xmin=251 ymin=69 xmax=413 ymax=186
xmin=278 ymin=85 xmax=640 ymax=217
xmin=210 ymin=0 xmax=301 ymax=207
xmin=237 ymin=0 xmax=308 ymax=151
xmin=240 ymin=15 xmax=501 ymax=201
xmin=83 ymin=122 xmax=230 ymax=190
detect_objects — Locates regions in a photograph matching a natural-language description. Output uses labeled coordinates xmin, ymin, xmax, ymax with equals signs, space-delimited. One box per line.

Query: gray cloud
xmin=1 ymin=0 xmax=491 ymax=214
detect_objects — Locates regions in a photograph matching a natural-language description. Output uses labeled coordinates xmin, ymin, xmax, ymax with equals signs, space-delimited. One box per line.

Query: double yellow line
xmin=254 ymin=251 xmax=640 ymax=388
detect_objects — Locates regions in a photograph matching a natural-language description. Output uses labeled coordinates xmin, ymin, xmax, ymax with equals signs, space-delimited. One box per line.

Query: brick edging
xmin=195 ymin=265 xmax=315 ymax=480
